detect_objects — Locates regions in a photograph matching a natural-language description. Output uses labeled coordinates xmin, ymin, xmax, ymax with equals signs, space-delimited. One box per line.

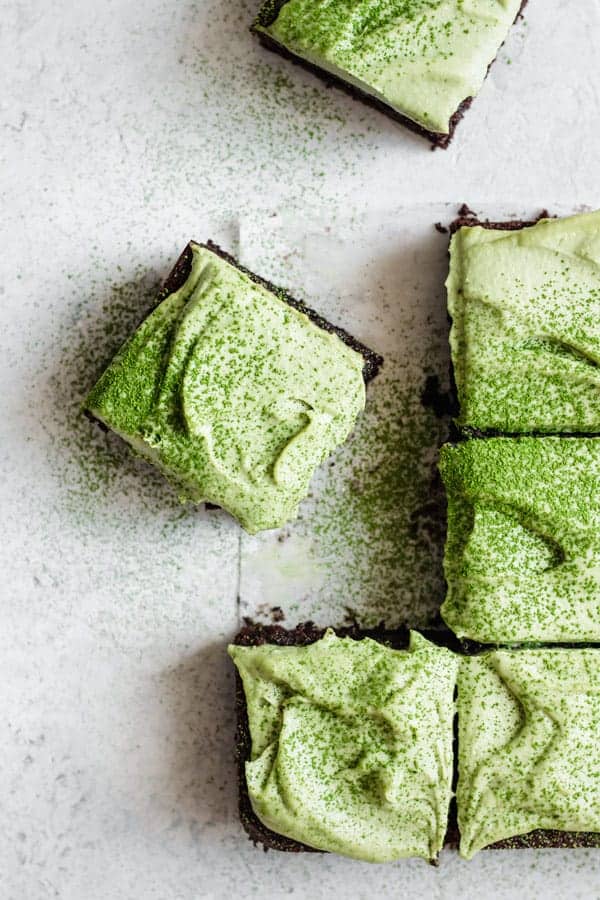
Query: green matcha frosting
xmin=458 ymin=647 xmax=600 ymax=858
xmin=448 ymin=209 xmax=600 ymax=432
xmin=256 ymin=0 xmax=522 ymax=134
xmin=85 ymin=243 xmax=367 ymax=533
xmin=229 ymin=630 xmax=458 ymax=861
xmin=440 ymin=437 xmax=600 ymax=643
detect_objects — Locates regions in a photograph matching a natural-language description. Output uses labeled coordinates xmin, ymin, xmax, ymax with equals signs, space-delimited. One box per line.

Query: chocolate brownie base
xmin=252 ymin=29 xmax=472 ymax=150
xmin=488 ymin=831 xmax=600 ymax=850
xmin=90 ymin=241 xmax=382 ymax=399
xmin=233 ymin=621 xmax=600 ymax=854
xmin=233 ymin=622 xmax=330 ymax=853
xmin=448 ymin=204 xmax=551 ymax=235
xmin=252 ymin=1 xmax=528 ymax=149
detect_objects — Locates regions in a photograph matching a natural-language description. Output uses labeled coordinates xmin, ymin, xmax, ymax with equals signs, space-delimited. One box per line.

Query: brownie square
xmin=440 ymin=437 xmax=600 ymax=644
xmin=232 ymin=623 xmax=600 ymax=858
xmin=85 ymin=241 xmax=382 ymax=534
xmin=457 ymin=646 xmax=600 ymax=858
xmin=448 ymin=209 xmax=600 ymax=433
xmin=253 ymin=0 xmax=527 ymax=148
xmin=230 ymin=622 xmax=459 ymax=861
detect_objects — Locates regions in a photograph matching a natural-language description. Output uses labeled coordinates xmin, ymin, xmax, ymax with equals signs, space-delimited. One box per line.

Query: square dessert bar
xmin=229 ymin=623 xmax=459 ymax=862
xmin=230 ymin=624 xmax=600 ymax=860
xmin=440 ymin=437 xmax=600 ymax=644
xmin=85 ymin=242 xmax=382 ymax=534
xmin=252 ymin=0 xmax=527 ymax=148
xmin=457 ymin=646 xmax=600 ymax=858
xmin=448 ymin=209 xmax=600 ymax=433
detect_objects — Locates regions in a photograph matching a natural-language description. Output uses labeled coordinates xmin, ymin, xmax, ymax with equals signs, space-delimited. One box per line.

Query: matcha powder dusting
xmin=294 ymin=363 xmax=449 ymax=627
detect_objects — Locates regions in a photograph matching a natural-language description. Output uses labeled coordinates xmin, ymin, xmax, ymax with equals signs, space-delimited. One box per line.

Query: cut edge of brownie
xmin=232 ymin=621 xmax=600 ymax=855
xmin=448 ymin=203 xmax=552 ymax=235
xmin=250 ymin=1 xmax=528 ymax=149
xmin=88 ymin=241 xmax=382 ymax=399
xmin=250 ymin=29 xmax=471 ymax=150
xmin=233 ymin=622 xmax=328 ymax=853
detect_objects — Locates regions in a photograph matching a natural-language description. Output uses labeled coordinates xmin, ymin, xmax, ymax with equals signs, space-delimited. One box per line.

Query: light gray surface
xmin=3 ymin=1 xmax=600 ymax=898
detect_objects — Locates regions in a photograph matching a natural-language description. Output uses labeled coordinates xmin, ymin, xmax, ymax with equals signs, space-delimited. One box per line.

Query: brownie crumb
xmin=457 ymin=203 xmax=477 ymax=219
xmin=421 ymin=374 xmax=458 ymax=418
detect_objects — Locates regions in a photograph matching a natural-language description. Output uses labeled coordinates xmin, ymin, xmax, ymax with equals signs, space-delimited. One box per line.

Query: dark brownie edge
xmin=448 ymin=203 xmax=551 ymax=235
xmin=233 ymin=622 xmax=600 ymax=854
xmin=251 ymin=29 xmax=470 ymax=149
xmin=87 ymin=240 xmax=382 ymax=415
xmin=251 ymin=1 xmax=528 ymax=149
xmin=489 ymin=831 xmax=600 ymax=851
xmin=233 ymin=622 xmax=325 ymax=853
xmin=165 ymin=241 xmax=383 ymax=383
xmin=443 ymin=819 xmax=600 ymax=851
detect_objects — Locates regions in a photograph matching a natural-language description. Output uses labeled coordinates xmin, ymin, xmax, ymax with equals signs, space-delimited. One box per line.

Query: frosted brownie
xmin=457 ymin=647 xmax=600 ymax=858
xmin=85 ymin=242 xmax=382 ymax=534
xmin=448 ymin=209 xmax=600 ymax=433
xmin=440 ymin=437 xmax=600 ymax=643
xmin=253 ymin=0 xmax=526 ymax=148
xmin=229 ymin=625 xmax=458 ymax=862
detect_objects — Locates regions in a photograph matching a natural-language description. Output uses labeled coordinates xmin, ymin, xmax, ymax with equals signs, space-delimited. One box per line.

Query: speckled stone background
xmin=3 ymin=2 xmax=600 ymax=898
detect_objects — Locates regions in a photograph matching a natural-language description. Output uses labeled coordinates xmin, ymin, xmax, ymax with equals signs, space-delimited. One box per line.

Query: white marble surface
xmin=3 ymin=1 xmax=600 ymax=897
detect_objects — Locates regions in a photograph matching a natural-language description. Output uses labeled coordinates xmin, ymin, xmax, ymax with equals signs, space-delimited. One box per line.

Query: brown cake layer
xmin=448 ymin=203 xmax=551 ymax=234
xmin=251 ymin=1 xmax=528 ymax=149
xmin=232 ymin=622 xmax=600 ymax=855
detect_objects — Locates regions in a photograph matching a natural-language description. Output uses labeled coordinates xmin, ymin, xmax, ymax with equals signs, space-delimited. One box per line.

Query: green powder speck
xmin=291 ymin=356 xmax=449 ymax=627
